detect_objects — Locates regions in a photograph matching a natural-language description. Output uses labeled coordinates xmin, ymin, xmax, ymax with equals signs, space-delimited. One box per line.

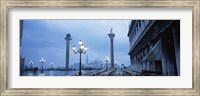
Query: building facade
xmin=127 ymin=20 xmax=180 ymax=76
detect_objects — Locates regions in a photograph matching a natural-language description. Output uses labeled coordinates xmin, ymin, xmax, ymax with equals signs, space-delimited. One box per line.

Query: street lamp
xmin=104 ymin=56 xmax=109 ymax=71
xmin=73 ymin=40 xmax=87 ymax=76
xmin=39 ymin=58 xmax=46 ymax=73
xmin=29 ymin=60 xmax=34 ymax=69
xmin=115 ymin=61 xmax=119 ymax=69
xmin=101 ymin=64 xmax=103 ymax=69
xmin=121 ymin=64 xmax=125 ymax=69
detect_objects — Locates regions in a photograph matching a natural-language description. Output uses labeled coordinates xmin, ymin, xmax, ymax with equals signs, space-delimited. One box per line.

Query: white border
xmin=8 ymin=8 xmax=192 ymax=88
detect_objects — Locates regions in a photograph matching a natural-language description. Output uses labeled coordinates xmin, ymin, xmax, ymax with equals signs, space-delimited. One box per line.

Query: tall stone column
xmin=140 ymin=62 xmax=143 ymax=72
xmin=172 ymin=28 xmax=180 ymax=76
xmin=146 ymin=61 xmax=150 ymax=71
xmin=152 ymin=61 xmax=156 ymax=72
xmin=161 ymin=29 xmax=177 ymax=76
xmin=108 ymin=28 xmax=115 ymax=69
xmin=136 ymin=55 xmax=139 ymax=71
xmin=64 ymin=34 xmax=72 ymax=69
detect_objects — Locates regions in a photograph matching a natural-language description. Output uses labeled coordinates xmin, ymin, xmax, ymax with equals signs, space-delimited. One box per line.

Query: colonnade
xmin=130 ymin=26 xmax=180 ymax=76
xmin=130 ymin=42 xmax=156 ymax=73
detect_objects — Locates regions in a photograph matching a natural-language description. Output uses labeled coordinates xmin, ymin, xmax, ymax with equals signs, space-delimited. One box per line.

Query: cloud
xmin=21 ymin=20 xmax=131 ymax=68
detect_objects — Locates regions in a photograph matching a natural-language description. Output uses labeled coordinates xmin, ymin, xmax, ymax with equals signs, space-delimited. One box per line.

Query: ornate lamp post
xmin=29 ymin=60 xmax=34 ymax=69
xmin=121 ymin=64 xmax=125 ymax=69
xmin=39 ymin=58 xmax=46 ymax=73
xmin=72 ymin=40 xmax=87 ymax=76
xmin=104 ymin=56 xmax=110 ymax=71
xmin=101 ymin=64 xmax=103 ymax=69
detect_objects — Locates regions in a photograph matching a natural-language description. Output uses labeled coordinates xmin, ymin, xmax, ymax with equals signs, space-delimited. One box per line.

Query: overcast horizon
xmin=20 ymin=20 xmax=131 ymax=68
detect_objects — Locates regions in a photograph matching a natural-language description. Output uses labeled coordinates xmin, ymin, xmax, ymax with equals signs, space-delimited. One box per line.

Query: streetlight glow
xmin=84 ymin=46 xmax=88 ymax=50
xmin=29 ymin=60 xmax=34 ymax=69
xmin=80 ymin=45 xmax=84 ymax=49
xmin=29 ymin=60 xmax=34 ymax=64
xmin=72 ymin=46 xmax=76 ymax=50
xmin=78 ymin=40 xmax=83 ymax=45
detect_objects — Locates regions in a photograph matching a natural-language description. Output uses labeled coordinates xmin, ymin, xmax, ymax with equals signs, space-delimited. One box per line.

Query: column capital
xmin=65 ymin=33 xmax=72 ymax=41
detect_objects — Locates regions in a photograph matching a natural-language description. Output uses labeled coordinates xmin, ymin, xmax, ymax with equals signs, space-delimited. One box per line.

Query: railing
xmin=100 ymin=69 xmax=115 ymax=76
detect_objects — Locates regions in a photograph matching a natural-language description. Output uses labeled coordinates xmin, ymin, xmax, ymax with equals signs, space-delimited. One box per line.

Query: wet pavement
xmin=21 ymin=69 xmax=139 ymax=76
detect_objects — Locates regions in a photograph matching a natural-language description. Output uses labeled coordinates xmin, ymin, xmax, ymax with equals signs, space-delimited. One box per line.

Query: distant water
xmin=21 ymin=70 xmax=97 ymax=76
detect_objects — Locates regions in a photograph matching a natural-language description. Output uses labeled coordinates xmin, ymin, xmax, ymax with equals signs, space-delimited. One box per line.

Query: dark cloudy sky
xmin=20 ymin=20 xmax=131 ymax=68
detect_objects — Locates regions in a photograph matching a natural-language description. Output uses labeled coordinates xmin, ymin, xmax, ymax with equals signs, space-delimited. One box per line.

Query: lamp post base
xmin=79 ymin=72 xmax=82 ymax=76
